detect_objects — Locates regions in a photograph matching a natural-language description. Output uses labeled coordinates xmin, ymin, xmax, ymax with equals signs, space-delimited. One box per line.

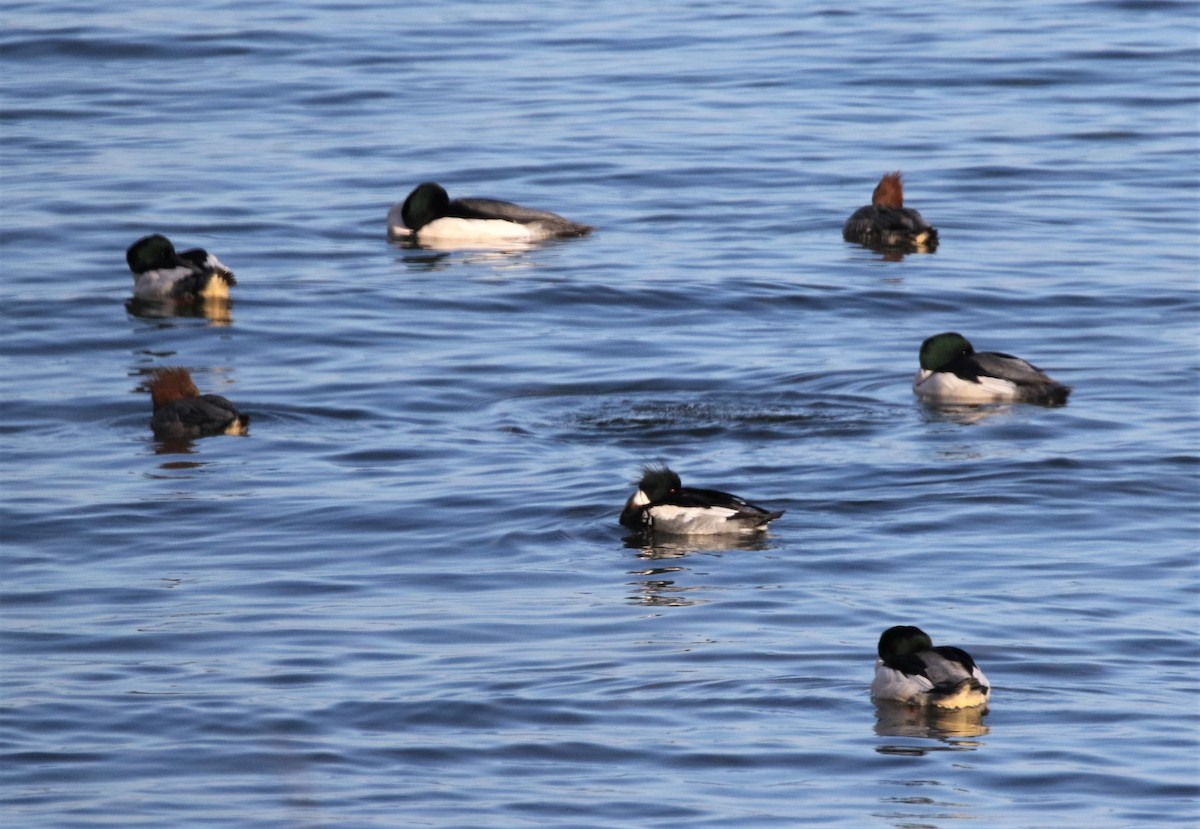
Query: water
xmin=2 ymin=1 xmax=1198 ymax=826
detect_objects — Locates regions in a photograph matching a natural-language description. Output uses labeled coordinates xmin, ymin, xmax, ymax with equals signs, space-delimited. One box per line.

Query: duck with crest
xmin=148 ymin=367 xmax=249 ymax=440
xmin=620 ymin=464 xmax=783 ymax=536
xmin=387 ymin=182 xmax=592 ymax=244
xmin=842 ymin=171 xmax=938 ymax=251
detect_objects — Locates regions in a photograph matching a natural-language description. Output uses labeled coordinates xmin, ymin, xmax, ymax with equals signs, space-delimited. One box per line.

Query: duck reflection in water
xmin=126 ymin=295 xmax=233 ymax=327
xmin=623 ymin=534 xmax=774 ymax=608
xmin=125 ymin=234 xmax=236 ymax=326
xmin=873 ymin=698 xmax=990 ymax=754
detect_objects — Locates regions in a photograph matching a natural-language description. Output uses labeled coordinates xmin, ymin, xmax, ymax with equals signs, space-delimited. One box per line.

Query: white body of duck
xmin=871 ymin=625 xmax=991 ymax=710
xmin=387 ymin=182 xmax=591 ymax=244
xmin=127 ymin=234 xmax=236 ymax=302
xmin=148 ymin=367 xmax=249 ymax=440
xmin=620 ymin=465 xmax=783 ymax=536
xmin=843 ymin=171 xmax=938 ymax=251
xmin=913 ymin=332 xmax=1071 ymax=405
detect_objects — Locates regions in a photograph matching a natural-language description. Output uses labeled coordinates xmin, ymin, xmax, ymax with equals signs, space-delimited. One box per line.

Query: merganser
xmin=914 ymin=331 xmax=1071 ymax=405
xmin=871 ymin=625 xmax=991 ymax=710
xmin=387 ymin=182 xmax=591 ymax=244
xmin=148 ymin=367 xmax=248 ymax=439
xmin=620 ymin=465 xmax=783 ymax=536
xmin=126 ymin=234 xmax=236 ymax=302
xmin=843 ymin=171 xmax=938 ymax=251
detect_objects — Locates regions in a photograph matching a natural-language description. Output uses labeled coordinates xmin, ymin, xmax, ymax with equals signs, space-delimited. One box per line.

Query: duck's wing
xmin=152 ymin=396 xmax=245 ymax=438
xmin=450 ymin=197 xmax=592 ymax=236
xmin=844 ymin=205 xmax=933 ymax=235
xmin=968 ymin=351 xmax=1070 ymax=404
xmin=668 ymin=487 xmax=784 ymax=523
xmin=918 ymin=648 xmax=987 ymax=691
xmin=178 ymin=249 xmax=236 ymax=286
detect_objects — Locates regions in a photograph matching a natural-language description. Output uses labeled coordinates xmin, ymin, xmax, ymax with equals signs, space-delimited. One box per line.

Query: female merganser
xmin=843 ymin=171 xmax=938 ymax=251
xmin=620 ymin=464 xmax=783 ymax=536
xmin=871 ymin=625 xmax=991 ymax=710
xmin=148 ymin=367 xmax=249 ymax=439
xmin=387 ymin=182 xmax=592 ymax=244
xmin=126 ymin=234 xmax=236 ymax=302
xmin=914 ymin=331 xmax=1071 ymax=405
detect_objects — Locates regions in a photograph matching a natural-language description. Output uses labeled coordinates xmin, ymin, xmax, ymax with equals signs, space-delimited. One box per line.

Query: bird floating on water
xmin=620 ymin=464 xmax=783 ymax=536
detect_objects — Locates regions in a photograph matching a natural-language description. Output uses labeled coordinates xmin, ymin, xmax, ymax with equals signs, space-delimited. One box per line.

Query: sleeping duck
xmin=843 ymin=171 xmax=938 ymax=252
xmin=913 ymin=331 xmax=1071 ymax=405
xmin=126 ymin=234 xmax=236 ymax=302
xmin=620 ymin=464 xmax=783 ymax=536
xmin=387 ymin=182 xmax=592 ymax=244
xmin=148 ymin=367 xmax=249 ymax=440
xmin=871 ymin=625 xmax=991 ymax=710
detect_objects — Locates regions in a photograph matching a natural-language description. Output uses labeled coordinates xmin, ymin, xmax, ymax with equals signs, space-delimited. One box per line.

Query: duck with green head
xmin=620 ymin=464 xmax=783 ymax=536
xmin=914 ymin=332 xmax=1071 ymax=405
xmin=387 ymin=182 xmax=592 ymax=246
xmin=871 ymin=625 xmax=991 ymax=710
xmin=126 ymin=234 xmax=236 ymax=303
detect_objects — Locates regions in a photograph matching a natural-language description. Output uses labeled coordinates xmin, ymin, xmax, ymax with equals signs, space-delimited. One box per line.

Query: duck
xmin=842 ymin=171 xmax=938 ymax=251
xmin=126 ymin=234 xmax=236 ymax=302
xmin=148 ymin=367 xmax=249 ymax=439
xmin=387 ymin=182 xmax=592 ymax=244
xmin=914 ymin=331 xmax=1071 ymax=405
xmin=620 ymin=464 xmax=783 ymax=536
xmin=871 ymin=625 xmax=991 ymax=710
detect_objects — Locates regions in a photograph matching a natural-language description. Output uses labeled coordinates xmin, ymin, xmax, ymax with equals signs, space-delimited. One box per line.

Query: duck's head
xmin=878 ymin=625 xmax=935 ymax=660
xmin=400 ymin=182 xmax=451 ymax=231
xmin=636 ymin=464 xmax=682 ymax=503
xmin=149 ymin=367 xmax=201 ymax=409
xmin=127 ymin=234 xmax=181 ymax=274
xmin=871 ymin=171 xmax=904 ymax=209
xmin=919 ymin=332 xmax=975 ymax=371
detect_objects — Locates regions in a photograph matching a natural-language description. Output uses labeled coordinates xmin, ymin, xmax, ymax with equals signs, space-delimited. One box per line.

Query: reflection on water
xmin=873 ymin=699 xmax=990 ymax=756
xmin=916 ymin=399 xmax=1021 ymax=426
xmin=391 ymin=244 xmax=546 ymax=276
xmin=874 ymin=778 xmax=979 ymax=827
xmin=852 ymin=241 xmax=935 ymax=261
xmin=624 ymin=532 xmax=775 ymax=557
xmin=916 ymin=394 xmax=1069 ymax=427
xmin=126 ymin=297 xmax=233 ymax=327
xmin=624 ymin=534 xmax=776 ymax=606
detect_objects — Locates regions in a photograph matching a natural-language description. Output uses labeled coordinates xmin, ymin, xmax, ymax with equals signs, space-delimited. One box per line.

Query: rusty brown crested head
xmin=149 ymin=367 xmax=201 ymax=410
xmin=871 ymin=171 xmax=904 ymax=209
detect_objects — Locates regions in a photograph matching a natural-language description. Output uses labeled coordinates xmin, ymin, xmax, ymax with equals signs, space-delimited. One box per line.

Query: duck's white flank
xmin=649 ymin=504 xmax=756 ymax=535
xmin=409 ymin=217 xmax=537 ymax=243
xmin=912 ymin=369 xmax=1019 ymax=402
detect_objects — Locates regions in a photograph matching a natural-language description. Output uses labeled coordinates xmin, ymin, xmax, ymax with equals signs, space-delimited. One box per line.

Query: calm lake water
xmin=2 ymin=1 xmax=1198 ymax=827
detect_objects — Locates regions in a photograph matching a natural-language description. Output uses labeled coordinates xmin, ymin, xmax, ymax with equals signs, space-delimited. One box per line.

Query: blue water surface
xmin=2 ymin=1 xmax=1198 ymax=827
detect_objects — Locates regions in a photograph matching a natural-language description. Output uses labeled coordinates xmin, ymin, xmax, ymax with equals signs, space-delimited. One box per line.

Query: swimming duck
xmin=126 ymin=234 xmax=236 ymax=302
xmin=914 ymin=331 xmax=1071 ymax=405
xmin=620 ymin=464 xmax=783 ymax=536
xmin=387 ymin=182 xmax=592 ymax=244
xmin=148 ymin=367 xmax=249 ymax=439
xmin=871 ymin=625 xmax=991 ymax=710
xmin=842 ymin=171 xmax=938 ymax=251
